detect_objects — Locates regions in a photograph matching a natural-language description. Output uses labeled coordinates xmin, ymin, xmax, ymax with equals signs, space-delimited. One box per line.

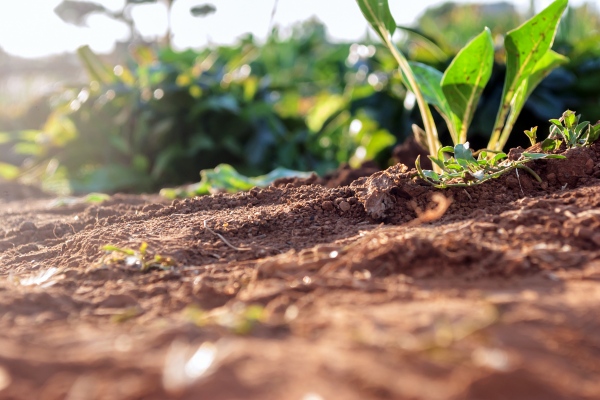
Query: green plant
xmin=101 ymin=242 xmax=175 ymax=273
xmin=540 ymin=109 xmax=600 ymax=150
xmin=356 ymin=0 xmax=569 ymax=162
xmin=160 ymin=163 xmax=313 ymax=199
xmin=416 ymin=143 xmax=565 ymax=189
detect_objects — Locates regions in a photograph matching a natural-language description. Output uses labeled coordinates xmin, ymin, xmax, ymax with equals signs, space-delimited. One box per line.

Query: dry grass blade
xmin=203 ymin=220 xmax=252 ymax=252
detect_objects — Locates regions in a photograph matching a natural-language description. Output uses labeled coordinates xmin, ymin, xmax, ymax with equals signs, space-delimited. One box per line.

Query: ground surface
xmin=1 ymin=143 xmax=600 ymax=400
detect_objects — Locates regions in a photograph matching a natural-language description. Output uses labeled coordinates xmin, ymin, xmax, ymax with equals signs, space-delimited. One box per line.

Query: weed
xmin=539 ymin=109 xmax=600 ymax=151
xmin=415 ymin=143 xmax=565 ymax=188
xmin=101 ymin=242 xmax=175 ymax=273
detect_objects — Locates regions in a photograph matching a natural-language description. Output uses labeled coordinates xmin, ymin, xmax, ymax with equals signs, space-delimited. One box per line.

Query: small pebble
xmin=592 ymin=233 xmax=600 ymax=247
xmin=19 ymin=221 xmax=37 ymax=232
xmin=338 ymin=201 xmax=351 ymax=212
xmin=321 ymin=201 xmax=334 ymax=211
xmin=585 ymin=158 xmax=594 ymax=174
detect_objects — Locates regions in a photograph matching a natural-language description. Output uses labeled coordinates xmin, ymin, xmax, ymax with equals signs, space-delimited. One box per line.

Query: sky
xmin=0 ymin=0 xmax=595 ymax=59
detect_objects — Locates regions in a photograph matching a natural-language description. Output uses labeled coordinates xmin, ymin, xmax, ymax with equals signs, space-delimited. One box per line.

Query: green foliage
xmin=101 ymin=242 xmax=176 ymax=273
xmin=488 ymin=0 xmax=569 ymax=151
xmin=10 ymin=22 xmax=399 ymax=193
xmin=160 ymin=164 xmax=313 ymax=199
xmin=541 ymin=109 xmax=600 ymax=150
xmin=356 ymin=0 xmax=441 ymax=168
xmin=440 ymin=28 xmax=494 ymax=144
xmin=416 ymin=142 xmax=565 ymax=189
xmin=356 ymin=0 xmax=568 ymax=158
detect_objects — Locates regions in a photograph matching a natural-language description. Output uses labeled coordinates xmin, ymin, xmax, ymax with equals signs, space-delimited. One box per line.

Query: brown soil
xmin=1 ymin=143 xmax=600 ymax=400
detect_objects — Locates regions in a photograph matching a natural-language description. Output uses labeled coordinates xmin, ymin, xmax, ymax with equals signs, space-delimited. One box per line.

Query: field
xmin=0 ymin=142 xmax=599 ymax=399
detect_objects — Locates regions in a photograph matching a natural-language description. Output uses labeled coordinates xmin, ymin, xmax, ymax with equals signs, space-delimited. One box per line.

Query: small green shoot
xmin=524 ymin=126 xmax=538 ymax=147
xmin=541 ymin=110 xmax=600 ymax=151
xmin=416 ymin=142 xmax=566 ymax=188
xmin=101 ymin=242 xmax=175 ymax=273
xmin=186 ymin=303 xmax=266 ymax=335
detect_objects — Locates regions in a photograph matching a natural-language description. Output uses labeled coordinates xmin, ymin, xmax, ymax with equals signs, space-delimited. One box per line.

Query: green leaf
xmin=453 ymin=143 xmax=477 ymax=165
xmin=563 ymin=109 xmax=577 ymax=129
xmin=489 ymin=0 xmax=568 ymax=151
xmin=405 ymin=63 xmax=445 ymax=109
xmin=522 ymin=152 xmax=566 ymax=160
xmin=524 ymin=126 xmax=538 ymax=146
xmin=491 ymin=152 xmax=508 ymax=165
xmin=406 ymin=62 xmax=456 ymax=141
xmin=441 ymin=27 xmax=494 ymax=144
xmin=525 ymin=50 xmax=569 ymax=100
xmin=504 ymin=0 xmax=567 ymax=102
xmin=306 ymin=94 xmax=346 ymax=132
xmin=541 ymin=138 xmax=561 ymax=152
xmin=355 ymin=0 xmax=397 ymax=42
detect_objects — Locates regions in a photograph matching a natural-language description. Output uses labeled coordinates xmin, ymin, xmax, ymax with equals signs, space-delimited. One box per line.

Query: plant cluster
xmin=416 ymin=143 xmax=565 ymax=188
xmin=356 ymin=0 xmax=581 ymax=187
xmin=538 ymin=109 xmax=600 ymax=151
xmin=357 ymin=0 xmax=568 ymax=162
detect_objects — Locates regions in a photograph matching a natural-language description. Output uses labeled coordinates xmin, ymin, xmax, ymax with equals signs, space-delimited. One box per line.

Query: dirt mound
xmin=1 ymin=144 xmax=600 ymax=399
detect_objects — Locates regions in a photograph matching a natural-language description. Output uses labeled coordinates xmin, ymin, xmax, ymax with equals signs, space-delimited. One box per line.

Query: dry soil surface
xmin=1 ymin=144 xmax=600 ymax=400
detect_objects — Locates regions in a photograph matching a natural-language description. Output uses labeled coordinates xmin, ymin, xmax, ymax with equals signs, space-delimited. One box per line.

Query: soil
xmin=1 ymin=143 xmax=600 ymax=400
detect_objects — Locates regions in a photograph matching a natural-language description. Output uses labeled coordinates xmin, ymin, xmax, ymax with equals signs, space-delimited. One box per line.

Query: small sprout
xmin=524 ymin=126 xmax=538 ymax=146
xmin=101 ymin=242 xmax=176 ymax=273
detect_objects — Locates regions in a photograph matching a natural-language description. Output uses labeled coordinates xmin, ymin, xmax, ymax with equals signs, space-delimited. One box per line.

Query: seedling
xmin=101 ymin=242 xmax=175 ymax=273
xmin=524 ymin=126 xmax=538 ymax=147
xmin=356 ymin=0 xmax=569 ymax=164
xmin=540 ymin=110 xmax=600 ymax=151
xmin=416 ymin=143 xmax=565 ymax=188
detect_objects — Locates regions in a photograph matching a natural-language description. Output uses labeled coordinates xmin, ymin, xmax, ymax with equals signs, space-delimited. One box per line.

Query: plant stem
xmin=384 ymin=36 xmax=442 ymax=171
xmin=487 ymin=94 xmax=511 ymax=151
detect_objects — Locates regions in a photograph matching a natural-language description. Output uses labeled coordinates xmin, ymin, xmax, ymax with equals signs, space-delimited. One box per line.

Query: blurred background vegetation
xmin=1 ymin=0 xmax=599 ymax=194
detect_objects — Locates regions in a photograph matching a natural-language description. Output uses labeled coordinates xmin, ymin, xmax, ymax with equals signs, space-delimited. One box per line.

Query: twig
xmin=203 ymin=220 xmax=251 ymax=252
